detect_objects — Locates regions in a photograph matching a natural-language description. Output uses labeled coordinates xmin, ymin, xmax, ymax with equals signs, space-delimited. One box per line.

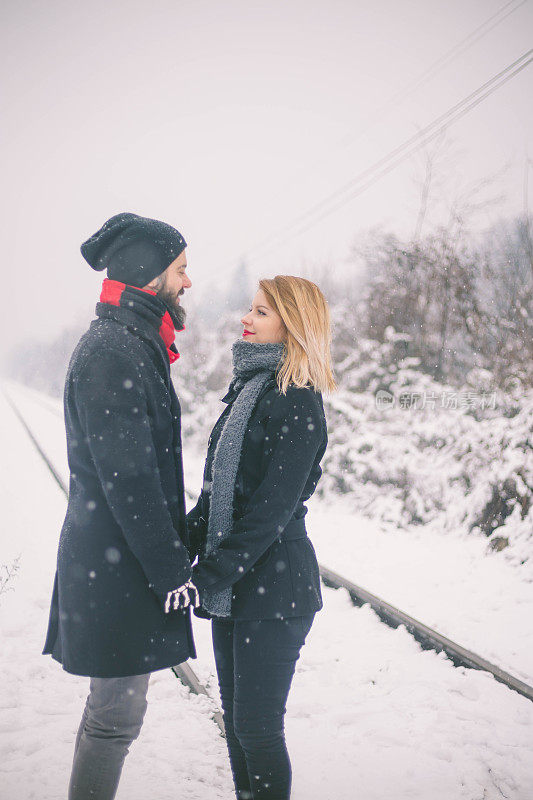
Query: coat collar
xmin=97 ymin=278 xmax=182 ymax=364
xmin=221 ymin=374 xmax=277 ymax=405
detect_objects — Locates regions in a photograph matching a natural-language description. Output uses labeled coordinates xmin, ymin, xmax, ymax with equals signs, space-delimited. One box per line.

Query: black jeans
xmin=212 ymin=614 xmax=315 ymax=800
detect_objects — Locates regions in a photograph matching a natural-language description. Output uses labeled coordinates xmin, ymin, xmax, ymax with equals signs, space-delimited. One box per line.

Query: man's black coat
xmin=187 ymin=377 xmax=328 ymax=619
xmin=42 ymin=287 xmax=196 ymax=677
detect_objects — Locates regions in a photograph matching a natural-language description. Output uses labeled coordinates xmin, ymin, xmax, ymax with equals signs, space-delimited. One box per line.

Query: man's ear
xmin=143 ymin=274 xmax=163 ymax=292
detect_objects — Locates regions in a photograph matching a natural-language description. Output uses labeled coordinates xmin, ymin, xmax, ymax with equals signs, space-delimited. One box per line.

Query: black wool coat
xmin=187 ymin=376 xmax=328 ymax=620
xmin=42 ymin=289 xmax=196 ymax=678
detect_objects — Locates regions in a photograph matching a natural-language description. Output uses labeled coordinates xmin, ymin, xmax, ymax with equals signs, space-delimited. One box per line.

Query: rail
xmin=5 ymin=386 xmax=533 ymax=707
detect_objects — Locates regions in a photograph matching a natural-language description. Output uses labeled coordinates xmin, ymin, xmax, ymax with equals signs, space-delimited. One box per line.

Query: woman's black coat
xmin=187 ymin=376 xmax=328 ymax=620
xmin=42 ymin=295 xmax=196 ymax=678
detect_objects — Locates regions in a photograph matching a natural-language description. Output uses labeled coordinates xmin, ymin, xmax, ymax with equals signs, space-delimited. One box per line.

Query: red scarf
xmin=100 ymin=279 xmax=182 ymax=363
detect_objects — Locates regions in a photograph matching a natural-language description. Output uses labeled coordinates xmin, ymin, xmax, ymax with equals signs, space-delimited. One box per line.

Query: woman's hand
xmin=164 ymin=581 xmax=200 ymax=613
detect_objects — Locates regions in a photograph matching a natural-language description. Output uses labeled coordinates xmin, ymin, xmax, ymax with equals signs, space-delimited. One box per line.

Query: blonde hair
xmin=259 ymin=275 xmax=337 ymax=395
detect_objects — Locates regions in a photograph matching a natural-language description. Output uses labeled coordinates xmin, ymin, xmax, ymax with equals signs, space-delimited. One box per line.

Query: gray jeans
xmin=68 ymin=673 xmax=151 ymax=800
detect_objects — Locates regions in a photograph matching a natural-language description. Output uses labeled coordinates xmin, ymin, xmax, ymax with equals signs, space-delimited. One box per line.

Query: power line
xmin=233 ymin=49 xmax=533 ymax=268
xmin=222 ymin=0 xmax=528 ymax=274
xmin=268 ymin=50 xmax=533 ymax=242
xmin=336 ymin=0 xmax=527 ymax=150
xmin=251 ymin=50 xmax=532 ymax=260
xmin=288 ymin=55 xmax=533 ymax=242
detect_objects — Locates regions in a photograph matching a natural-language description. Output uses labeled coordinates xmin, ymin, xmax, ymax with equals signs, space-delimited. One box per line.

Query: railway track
xmin=5 ymin=386 xmax=533 ymax=726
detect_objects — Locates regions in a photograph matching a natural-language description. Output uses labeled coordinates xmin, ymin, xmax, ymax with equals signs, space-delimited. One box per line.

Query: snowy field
xmin=1 ymin=382 xmax=532 ymax=799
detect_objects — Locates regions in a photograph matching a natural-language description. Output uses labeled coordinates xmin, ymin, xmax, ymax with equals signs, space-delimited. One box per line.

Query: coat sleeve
xmin=186 ymin=491 xmax=208 ymax=562
xmin=74 ymin=348 xmax=192 ymax=605
xmin=191 ymin=386 xmax=325 ymax=594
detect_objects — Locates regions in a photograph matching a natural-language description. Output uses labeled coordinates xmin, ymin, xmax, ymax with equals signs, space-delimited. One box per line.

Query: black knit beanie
xmin=80 ymin=212 xmax=187 ymax=287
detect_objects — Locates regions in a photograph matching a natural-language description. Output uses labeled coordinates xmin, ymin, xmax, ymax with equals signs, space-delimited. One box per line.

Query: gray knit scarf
xmin=200 ymin=338 xmax=285 ymax=617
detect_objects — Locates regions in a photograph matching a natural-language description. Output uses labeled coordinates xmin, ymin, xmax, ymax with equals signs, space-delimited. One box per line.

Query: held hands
xmin=164 ymin=580 xmax=200 ymax=614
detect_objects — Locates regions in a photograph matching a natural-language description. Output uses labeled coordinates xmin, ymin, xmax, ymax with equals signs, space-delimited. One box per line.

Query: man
xmin=42 ymin=212 xmax=199 ymax=799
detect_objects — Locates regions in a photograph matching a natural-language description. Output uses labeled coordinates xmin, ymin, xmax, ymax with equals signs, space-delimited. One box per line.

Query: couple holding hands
xmin=42 ymin=212 xmax=335 ymax=800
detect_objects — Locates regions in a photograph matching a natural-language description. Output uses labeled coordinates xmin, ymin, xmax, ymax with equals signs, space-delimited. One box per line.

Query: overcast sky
xmin=1 ymin=0 xmax=532 ymax=355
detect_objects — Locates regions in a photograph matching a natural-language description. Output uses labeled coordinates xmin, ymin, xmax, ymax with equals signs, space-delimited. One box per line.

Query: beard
xmin=157 ymin=286 xmax=187 ymax=330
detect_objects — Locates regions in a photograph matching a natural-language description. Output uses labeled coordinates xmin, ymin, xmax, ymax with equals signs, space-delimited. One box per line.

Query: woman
xmin=186 ymin=275 xmax=336 ymax=800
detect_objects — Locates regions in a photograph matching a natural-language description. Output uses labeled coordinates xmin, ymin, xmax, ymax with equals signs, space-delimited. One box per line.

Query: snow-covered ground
xmin=1 ymin=382 xmax=532 ymax=799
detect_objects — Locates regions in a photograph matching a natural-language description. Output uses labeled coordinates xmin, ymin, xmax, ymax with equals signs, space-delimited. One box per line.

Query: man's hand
xmin=164 ymin=581 xmax=200 ymax=613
